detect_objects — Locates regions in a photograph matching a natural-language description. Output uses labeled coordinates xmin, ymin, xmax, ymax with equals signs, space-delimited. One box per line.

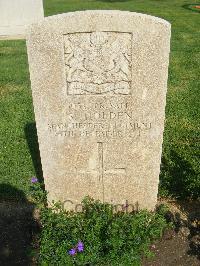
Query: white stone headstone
xmin=27 ymin=11 xmax=171 ymax=211
xmin=0 ymin=0 xmax=44 ymax=39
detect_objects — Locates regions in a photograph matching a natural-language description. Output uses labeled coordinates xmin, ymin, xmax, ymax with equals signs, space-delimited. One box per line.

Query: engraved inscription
xmin=48 ymin=122 xmax=152 ymax=139
xmin=64 ymin=32 xmax=132 ymax=95
xmin=48 ymin=100 xmax=152 ymax=139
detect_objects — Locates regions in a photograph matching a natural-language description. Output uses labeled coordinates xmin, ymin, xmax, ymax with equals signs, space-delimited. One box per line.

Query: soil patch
xmin=143 ymin=199 xmax=200 ymax=265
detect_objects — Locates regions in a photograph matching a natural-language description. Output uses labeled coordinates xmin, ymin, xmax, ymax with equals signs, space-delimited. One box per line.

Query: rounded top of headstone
xmin=27 ymin=10 xmax=170 ymax=36
xmin=46 ymin=10 xmax=170 ymax=25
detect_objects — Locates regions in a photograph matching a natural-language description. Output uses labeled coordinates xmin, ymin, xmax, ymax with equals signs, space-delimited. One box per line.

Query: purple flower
xmin=77 ymin=241 xmax=84 ymax=252
xmin=68 ymin=248 xmax=76 ymax=256
xmin=31 ymin=177 xmax=38 ymax=183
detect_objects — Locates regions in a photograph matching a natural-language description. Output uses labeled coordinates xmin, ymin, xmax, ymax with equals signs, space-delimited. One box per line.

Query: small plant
xmin=30 ymin=176 xmax=47 ymax=206
xmin=38 ymin=197 xmax=171 ymax=265
xmin=68 ymin=241 xmax=84 ymax=256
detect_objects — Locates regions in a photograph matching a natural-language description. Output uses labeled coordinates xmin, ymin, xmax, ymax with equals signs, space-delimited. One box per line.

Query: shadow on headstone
xmin=0 ymin=184 xmax=40 ymax=265
xmin=24 ymin=122 xmax=43 ymax=183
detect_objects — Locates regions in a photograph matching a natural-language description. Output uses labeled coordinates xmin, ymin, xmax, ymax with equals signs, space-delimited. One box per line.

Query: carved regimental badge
xmin=64 ymin=32 xmax=132 ymax=95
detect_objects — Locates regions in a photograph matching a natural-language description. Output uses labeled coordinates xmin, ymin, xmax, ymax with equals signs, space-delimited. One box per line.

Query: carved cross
xmin=74 ymin=142 xmax=126 ymax=181
xmin=97 ymin=142 xmax=126 ymax=181
xmin=73 ymin=142 xmax=126 ymax=201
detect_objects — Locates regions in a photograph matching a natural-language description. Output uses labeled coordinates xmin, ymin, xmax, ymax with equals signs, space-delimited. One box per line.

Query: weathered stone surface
xmin=0 ymin=0 xmax=44 ymax=39
xmin=27 ymin=10 xmax=171 ymax=211
xmin=64 ymin=32 xmax=132 ymax=95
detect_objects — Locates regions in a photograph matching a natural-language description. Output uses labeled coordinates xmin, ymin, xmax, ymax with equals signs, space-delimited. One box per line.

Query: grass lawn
xmin=0 ymin=0 xmax=199 ymax=200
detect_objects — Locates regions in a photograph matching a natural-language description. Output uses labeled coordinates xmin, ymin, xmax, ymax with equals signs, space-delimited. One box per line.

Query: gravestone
xmin=0 ymin=0 xmax=44 ymax=39
xmin=27 ymin=11 xmax=171 ymax=211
